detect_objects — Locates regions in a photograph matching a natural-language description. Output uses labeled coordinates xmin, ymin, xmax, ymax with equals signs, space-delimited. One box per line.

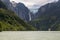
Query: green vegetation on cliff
xmin=0 ymin=1 xmax=36 ymax=31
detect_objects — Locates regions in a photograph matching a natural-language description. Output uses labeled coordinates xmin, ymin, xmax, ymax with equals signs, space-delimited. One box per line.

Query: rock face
xmin=15 ymin=3 xmax=30 ymax=22
xmin=0 ymin=0 xmax=7 ymax=9
xmin=1 ymin=0 xmax=11 ymax=9
xmin=1 ymin=0 xmax=30 ymax=22
xmin=29 ymin=0 xmax=60 ymax=31
xmin=35 ymin=0 xmax=60 ymax=18
xmin=0 ymin=0 xmax=36 ymax=31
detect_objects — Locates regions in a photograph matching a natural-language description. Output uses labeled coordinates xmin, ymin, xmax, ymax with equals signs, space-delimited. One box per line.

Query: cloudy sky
xmin=10 ymin=0 xmax=58 ymax=13
xmin=10 ymin=0 xmax=58 ymax=7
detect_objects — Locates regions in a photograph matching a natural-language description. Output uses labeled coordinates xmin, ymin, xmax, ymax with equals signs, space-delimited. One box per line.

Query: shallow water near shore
xmin=0 ymin=31 xmax=60 ymax=40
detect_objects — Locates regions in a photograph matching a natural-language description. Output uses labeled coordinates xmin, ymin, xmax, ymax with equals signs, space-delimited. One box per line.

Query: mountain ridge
xmin=29 ymin=0 xmax=60 ymax=31
xmin=1 ymin=0 xmax=30 ymax=22
xmin=0 ymin=0 xmax=36 ymax=31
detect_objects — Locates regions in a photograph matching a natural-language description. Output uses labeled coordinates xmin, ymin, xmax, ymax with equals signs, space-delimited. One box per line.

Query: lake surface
xmin=0 ymin=31 xmax=60 ymax=40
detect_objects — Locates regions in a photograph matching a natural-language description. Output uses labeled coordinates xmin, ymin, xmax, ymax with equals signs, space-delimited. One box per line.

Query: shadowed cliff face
xmin=0 ymin=1 xmax=36 ymax=31
xmin=1 ymin=0 xmax=11 ymax=9
xmin=1 ymin=0 xmax=60 ymax=31
xmin=0 ymin=0 xmax=7 ymax=9
xmin=15 ymin=3 xmax=30 ymax=22
xmin=1 ymin=0 xmax=30 ymax=22
xmin=29 ymin=0 xmax=60 ymax=31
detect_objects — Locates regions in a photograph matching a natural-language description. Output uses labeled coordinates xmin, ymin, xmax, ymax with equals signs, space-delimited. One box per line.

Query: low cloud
xmin=10 ymin=0 xmax=58 ymax=7
xmin=10 ymin=0 xmax=58 ymax=11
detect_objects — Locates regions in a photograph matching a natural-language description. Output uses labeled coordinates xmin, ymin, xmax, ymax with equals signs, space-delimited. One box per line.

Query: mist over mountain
xmin=1 ymin=0 xmax=59 ymax=22
xmin=10 ymin=0 xmax=58 ymax=13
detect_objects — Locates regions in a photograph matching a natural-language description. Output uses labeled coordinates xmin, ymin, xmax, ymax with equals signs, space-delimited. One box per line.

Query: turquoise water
xmin=0 ymin=31 xmax=60 ymax=40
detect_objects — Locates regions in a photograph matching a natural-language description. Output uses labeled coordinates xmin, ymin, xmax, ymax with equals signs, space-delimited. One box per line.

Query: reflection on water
xmin=0 ymin=31 xmax=60 ymax=40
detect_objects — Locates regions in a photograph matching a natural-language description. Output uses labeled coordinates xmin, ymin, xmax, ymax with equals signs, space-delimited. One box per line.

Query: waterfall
xmin=29 ymin=12 xmax=31 ymax=21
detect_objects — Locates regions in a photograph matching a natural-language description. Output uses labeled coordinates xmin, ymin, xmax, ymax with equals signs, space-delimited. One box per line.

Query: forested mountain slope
xmin=0 ymin=0 xmax=36 ymax=31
